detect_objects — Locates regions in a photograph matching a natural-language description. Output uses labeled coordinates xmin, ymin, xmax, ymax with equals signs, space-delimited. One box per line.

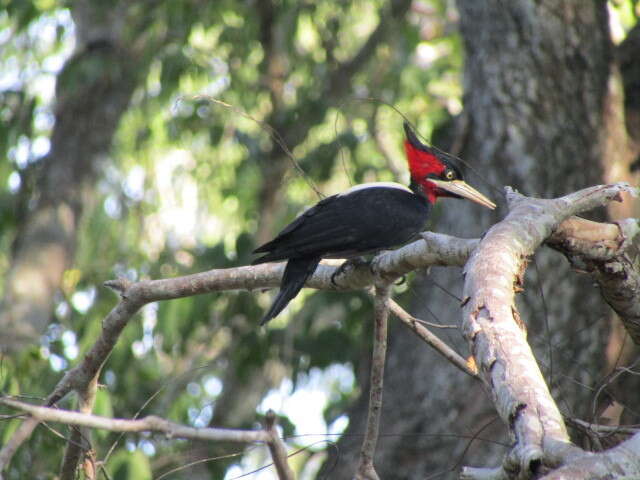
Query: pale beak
xmin=428 ymin=179 xmax=496 ymax=209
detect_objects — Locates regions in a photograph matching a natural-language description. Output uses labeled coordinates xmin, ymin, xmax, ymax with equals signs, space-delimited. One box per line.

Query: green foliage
xmin=107 ymin=449 xmax=152 ymax=480
xmin=0 ymin=0 xmax=474 ymax=477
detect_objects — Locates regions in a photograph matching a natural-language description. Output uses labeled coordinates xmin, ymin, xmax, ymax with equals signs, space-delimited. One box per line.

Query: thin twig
xmin=387 ymin=298 xmax=478 ymax=379
xmin=566 ymin=417 xmax=640 ymax=436
xmin=59 ymin=376 xmax=99 ymax=480
xmin=1 ymin=397 xmax=298 ymax=480
xmin=264 ymin=410 xmax=294 ymax=480
xmin=155 ymin=450 xmax=247 ymax=480
xmin=0 ymin=397 xmax=270 ymax=444
xmin=355 ymin=284 xmax=390 ymax=480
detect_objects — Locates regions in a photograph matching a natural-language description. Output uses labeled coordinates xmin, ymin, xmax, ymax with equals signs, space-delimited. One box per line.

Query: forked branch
xmin=1 ymin=184 xmax=638 ymax=480
xmin=547 ymin=216 xmax=640 ymax=343
xmin=460 ymin=183 xmax=639 ymax=479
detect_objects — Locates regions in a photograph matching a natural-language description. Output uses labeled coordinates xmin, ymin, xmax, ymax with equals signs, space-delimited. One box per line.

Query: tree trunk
xmin=322 ymin=1 xmax=630 ymax=477
xmin=0 ymin=3 xmax=142 ymax=352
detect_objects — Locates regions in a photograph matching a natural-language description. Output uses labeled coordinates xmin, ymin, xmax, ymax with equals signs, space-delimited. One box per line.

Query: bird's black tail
xmin=260 ymin=257 xmax=320 ymax=326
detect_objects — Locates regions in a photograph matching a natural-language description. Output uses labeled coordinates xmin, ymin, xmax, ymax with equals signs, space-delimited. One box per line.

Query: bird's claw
xmin=331 ymin=257 xmax=368 ymax=287
xmin=330 ymin=271 xmax=341 ymax=287
xmin=369 ymin=249 xmax=394 ymax=278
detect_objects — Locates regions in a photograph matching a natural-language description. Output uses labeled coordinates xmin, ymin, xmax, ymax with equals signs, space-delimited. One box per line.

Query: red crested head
xmin=402 ymin=121 xmax=497 ymax=209
xmin=403 ymin=122 xmax=447 ymax=183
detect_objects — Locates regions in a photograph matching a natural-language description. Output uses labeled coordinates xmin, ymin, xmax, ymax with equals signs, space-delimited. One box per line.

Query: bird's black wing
xmin=253 ymin=195 xmax=340 ymax=253
xmin=253 ymin=194 xmax=360 ymax=263
xmin=252 ymin=186 xmax=429 ymax=264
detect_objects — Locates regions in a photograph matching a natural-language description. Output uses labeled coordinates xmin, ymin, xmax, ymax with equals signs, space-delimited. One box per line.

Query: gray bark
xmin=323 ymin=2 xmax=620 ymax=478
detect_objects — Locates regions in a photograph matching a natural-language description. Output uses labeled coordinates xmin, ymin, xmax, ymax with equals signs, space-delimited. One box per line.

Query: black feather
xmin=253 ymin=185 xmax=431 ymax=324
xmin=260 ymin=257 xmax=321 ymax=325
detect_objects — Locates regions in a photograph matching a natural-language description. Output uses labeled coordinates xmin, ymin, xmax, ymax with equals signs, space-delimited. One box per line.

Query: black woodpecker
xmin=253 ymin=122 xmax=495 ymax=325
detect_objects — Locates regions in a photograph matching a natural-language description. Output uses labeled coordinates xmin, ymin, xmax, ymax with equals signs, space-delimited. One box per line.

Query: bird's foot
xmin=331 ymin=257 xmax=368 ymax=287
xmin=369 ymin=249 xmax=395 ymax=277
xmin=370 ymin=250 xmax=406 ymax=285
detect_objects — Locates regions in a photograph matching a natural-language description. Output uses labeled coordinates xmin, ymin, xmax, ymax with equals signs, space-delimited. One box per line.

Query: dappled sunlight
xmin=2 ymin=1 xmax=637 ymax=479
xmin=259 ymin=365 xmax=354 ymax=440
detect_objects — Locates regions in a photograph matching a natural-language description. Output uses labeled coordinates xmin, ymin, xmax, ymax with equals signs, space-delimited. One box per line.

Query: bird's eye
xmin=445 ymin=169 xmax=455 ymax=180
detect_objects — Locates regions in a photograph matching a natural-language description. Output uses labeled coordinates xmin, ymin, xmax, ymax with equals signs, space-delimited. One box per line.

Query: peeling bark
xmin=548 ymin=217 xmax=640 ymax=344
xmin=461 ymin=184 xmax=636 ymax=476
xmin=327 ymin=2 xmax=620 ymax=477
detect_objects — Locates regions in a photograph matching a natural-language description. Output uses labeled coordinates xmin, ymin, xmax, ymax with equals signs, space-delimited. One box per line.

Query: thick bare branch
xmin=539 ymin=432 xmax=640 ymax=480
xmin=355 ymin=284 xmax=390 ymax=480
xmin=547 ymin=216 xmax=640 ymax=343
xmin=460 ymin=183 xmax=636 ymax=477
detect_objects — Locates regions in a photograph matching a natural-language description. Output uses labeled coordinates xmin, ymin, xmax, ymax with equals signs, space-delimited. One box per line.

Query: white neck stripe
xmin=338 ymin=182 xmax=412 ymax=196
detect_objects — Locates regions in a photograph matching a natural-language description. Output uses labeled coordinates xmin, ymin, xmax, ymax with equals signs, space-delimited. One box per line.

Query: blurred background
xmin=0 ymin=0 xmax=639 ymax=479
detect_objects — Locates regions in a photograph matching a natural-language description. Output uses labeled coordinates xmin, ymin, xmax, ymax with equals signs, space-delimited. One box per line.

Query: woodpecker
xmin=253 ymin=122 xmax=495 ymax=325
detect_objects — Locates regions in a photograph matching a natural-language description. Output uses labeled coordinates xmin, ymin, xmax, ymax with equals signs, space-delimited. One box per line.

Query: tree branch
xmin=59 ymin=376 xmax=98 ymax=480
xmin=0 ymin=398 xmax=294 ymax=479
xmin=538 ymin=432 xmax=640 ymax=480
xmin=1 ymin=183 xmax=636 ymax=476
xmin=0 ymin=231 xmax=474 ymax=471
xmin=460 ymin=183 xmax=637 ymax=478
xmin=387 ymin=298 xmax=478 ymax=379
xmin=547 ymin=216 xmax=640 ymax=344
xmin=566 ymin=417 xmax=640 ymax=436
xmin=0 ymin=397 xmax=270 ymax=443
xmin=264 ymin=410 xmax=295 ymax=480
xmin=355 ymin=284 xmax=391 ymax=480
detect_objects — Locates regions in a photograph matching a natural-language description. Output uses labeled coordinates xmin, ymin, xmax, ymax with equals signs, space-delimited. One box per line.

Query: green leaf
xmin=107 ymin=449 xmax=152 ymax=480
